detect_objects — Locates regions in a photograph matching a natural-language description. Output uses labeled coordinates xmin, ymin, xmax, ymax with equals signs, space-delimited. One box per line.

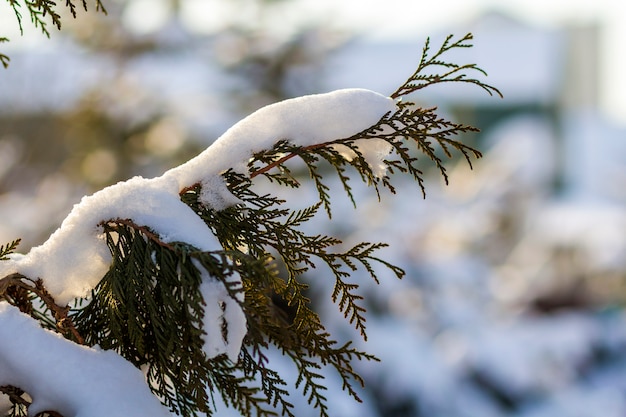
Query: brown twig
xmin=0 ymin=385 xmax=66 ymax=416
xmin=0 ymin=385 xmax=29 ymax=407
xmin=0 ymin=273 xmax=85 ymax=345
xmin=177 ymin=143 xmax=330 ymax=196
xmin=33 ymin=279 xmax=85 ymax=345
xmin=102 ymin=218 xmax=176 ymax=251
xmin=249 ymin=142 xmax=328 ymax=179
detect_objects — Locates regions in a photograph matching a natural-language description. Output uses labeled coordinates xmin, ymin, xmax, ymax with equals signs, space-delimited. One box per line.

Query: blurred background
xmin=1 ymin=0 xmax=626 ymax=416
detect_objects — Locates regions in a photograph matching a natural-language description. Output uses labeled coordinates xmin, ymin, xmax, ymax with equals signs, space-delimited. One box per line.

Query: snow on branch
xmin=0 ymin=303 xmax=170 ymax=417
xmin=0 ymin=33 xmax=500 ymax=417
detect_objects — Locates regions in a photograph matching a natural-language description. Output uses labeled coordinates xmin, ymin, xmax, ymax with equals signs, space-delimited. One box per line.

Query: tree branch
xmin=101 ymin=218 xmax=177 ymax=251
xmin=250 ymin=142 xmax=328 ymax=179
xmin=0 ymin=385 xmax=65 ymax=417
xmin=0 ymin=273 xmax=84 ymax=345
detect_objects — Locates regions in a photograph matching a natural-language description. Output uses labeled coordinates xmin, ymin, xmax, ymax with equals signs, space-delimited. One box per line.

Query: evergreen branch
xmin=0 ymin=273 xmax=84 ymax=344
xmin=390 ymin=33 xmax=503 ymax=99
xmin=331 ymin=278 xmax=367 ymax=337
xmin=188 ymin=172 xmax=404 ymax=343
xmin=0 ymin=238 xmax=21 ymax=260
xmin=300 ymin=152 xmax=333 ymax=217
xmin=207 ymin=355 xmax=273 ymax=417
xmin=241 ymin=347 xmax=293 ymax=417
xmin=0 ymin=37 xmax=10 ymax=68
xmin=0 ymin=385 xmax=65 ymax=416
xmin=2 ymin=0 xmax=107 ymax=67
xmin=24 ymin=0 xmax=61 ymax=37
xmin=321 ymin=242 xmax=404 ymax=339
xmin=6 ymin=0 xmax=24 ymax=35
xmin=247 ymin=81 xmax=487 ymax=208
xmin=73 ymin=223 xmax=212 ymax=416
xmin=172 ymin=33 xmax=497 ymax=417
xmin=0 ymin=31 xmax=500 ymax=417
xmin=323 ymin=341 xmax=378 ymax=402
xmin=72 ymin=220 xmax=273 ymax=416
xmin=289 ymin=353 xmax=329 ymax=417
xmin=232 ymin=221 xmax=377 ymax=416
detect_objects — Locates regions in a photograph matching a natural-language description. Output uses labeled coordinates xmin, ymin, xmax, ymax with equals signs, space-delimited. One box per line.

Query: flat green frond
xmin=246 ymin=35 xmax=495 ymax=208
xmin=71 ymin=221 xmax=272 ymax=416
xmin=390 ymin=33 xmax=503 ymax=99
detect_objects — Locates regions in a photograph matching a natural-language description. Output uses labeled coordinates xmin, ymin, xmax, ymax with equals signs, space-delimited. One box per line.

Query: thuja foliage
xmin=1 ymin=0 xmax=107 ymax=68
xmin=0 ymin=33 xmax=501 ymax=417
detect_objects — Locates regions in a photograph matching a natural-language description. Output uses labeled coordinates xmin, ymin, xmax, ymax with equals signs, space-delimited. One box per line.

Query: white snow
xmin=162 ymin=88 xmax=396 ymax=209
xmin=0 ymin=88 xmax=394 ymax=304
xmin=0 ymin=302 xmax=170 ymax=417
xmin=195 ymin=258 xmax=247 ymax=362
xmin=0 ymin=176 xmax=220 ymax=305
xmin=0 ymin=88 xmax=396 ymax=414
xmin=330 ymin=138 xmax=394 ymax=178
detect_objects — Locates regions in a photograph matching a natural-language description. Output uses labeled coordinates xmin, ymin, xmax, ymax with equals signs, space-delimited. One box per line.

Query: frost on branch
xmin=0 ymin=33 xmax=500 ymax=417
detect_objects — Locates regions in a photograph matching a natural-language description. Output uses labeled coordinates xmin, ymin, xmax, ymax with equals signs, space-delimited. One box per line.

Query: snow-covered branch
xmin=0 ymin=303 xmax=170 ymax=417
xmin=0 ymin=33 xmax=499 ymax=417
xmin=0 ymin=88 xmax=401 ymax=416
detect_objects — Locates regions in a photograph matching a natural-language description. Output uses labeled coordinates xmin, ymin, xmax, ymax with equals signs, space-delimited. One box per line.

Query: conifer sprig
xmin=164 ymin=32 xmax=496 ymax=416
xmin=179 ymin=174 xmax=391 ymax=415
xmin=245 ymin=34 xmax=500 ymax=211
xmin=71 ymin=220 xmax=276 ymax=417
xmin=0 ymin=238 xmax=20 ymax=260
xmin=2 ymin=0 xmax=107 ymax=67
xmin=248 ymin=99 xmax=483 ymax=206
xmin=10 ymin=0 xmax=108 ymax=36
xmin=390 ymin=32 xmax=503 ymax=99
xmin=0 ymin=37 xmax=9 ymax=68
